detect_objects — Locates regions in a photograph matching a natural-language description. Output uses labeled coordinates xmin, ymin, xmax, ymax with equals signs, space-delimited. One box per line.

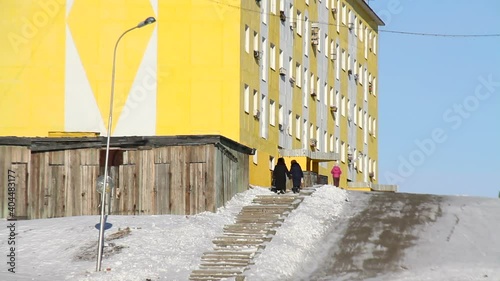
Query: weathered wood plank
xmin=118 ymin=164 xmax=136 ymax=215
xmin=154 ymin=163 xmax=170 ymax=214
xmin=189 ymin=162 xmax=206 ymax=215
xmin=80 ymin=148 xmax=99 ymax=166
xmin=49 ymin=151 xmax=65 ymax=165
xmin=205 ymin=145 xmax=215 ymax=213
xmin=46 ymin=166 xmax=62 ymax=218
xmin=0 ymin=147 xmax=11 ymax=218
xmin=170 ymin=146 xmax=184 ymax=215
xmin=11 ymin=163 xmax=28 ymax=218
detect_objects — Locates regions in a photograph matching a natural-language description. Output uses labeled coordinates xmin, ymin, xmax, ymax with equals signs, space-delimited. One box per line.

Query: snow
xmin=1 ymin=186 xmax=500 ymax=281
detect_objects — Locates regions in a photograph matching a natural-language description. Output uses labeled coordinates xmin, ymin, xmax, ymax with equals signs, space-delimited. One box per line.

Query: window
xmin=336 ymin=0 xmax=340 ymax=33
xmin=253 ymin=90 xmax=259 ymax=115
xmin=335 ymin=137 xmax=339 ymax=154
xmin=341 ymin=141 xmax=346 ymax=162
xmin=303 ymin=119 xmax=308 ymax=148
xmin=329 ymin=134 xmax=334 ymax=152
xmin=324 ymin=34 xmax=328 ymax=58
xmin=279 ymin=49 xmax=284 ymax=69
xmin=373 ymin=160 xmax=377 ymax=179
xmin=368 ymin=73 xmax=372 ymax=91
xmin=341 ymin=95 xmax=345 ymax=116
xmin=270 ymin=100 xmax=276 ymax=126
xmin=316 ymin=127 xmax=320 ymax=148
xmin=288 ymin=110 xmax=293 ymax=136
xmin=353 ymin=59 xmax=357 ymax=75
xmin=309 ymin=123 xmax=314 ymax=141
xmin=295 ymin=115 xmax=301 ymax=139
xmin=347 ymin=53 xmax=351 ymax=72
xmin=364 ymin=112 xmax=368 ymax=144
xmin=323 ymin=131 xmax=328 ymax=152
xmin=364 ymin=27 xmax=368 ymax=59
xmin=289 ymin=57 xmax=293 ymax=79
xmin=261 ymin=94 xmax=268 ymax=138
xmin=262 ymin=0 xmax=268 ymax=24
xmin=310 ymin=72 xmax=315 ymax=94
xmin=330 ymin=40 xmax=334 ymax=60
xmin=354 ymin=15 xmax=358 ymax=37
xmin=347 ymin=99 xmax=351 ymax=119
xmin=373 ymin=118 xmax=377 ymax=137
xmin=341 ymin=3 xmax=346 ymax=25
xmin=369 ymin=30 xmax=373 ymax=52
xmin=358 ymin=64 xmax=363 ymax=85
xmin=317 ymin=28 xmax=321 ymax=52
xmin=262 ymin=37 xmax=267 ymax=81
xmin=372 ymin=77 xmax=377 ymax=96
xmin=304 ymin=17 xmax=309 ymax=57
xmin=373 ymin=35 xmax=377 ymax=54
xmin=368 ymin=115 xmax=372 ymax=134
xmin=341 ymin=49 xmax=346 ymax=71
xmin=254 ymin=31 xmax=259 ymax=51
xmin=269 ymin=156 xmax=275 ymax=170
xmin=358 ymin=107 xmax=363 ymax=128
xmin=253 ymin=150 xmax=258 ymax=164
xmin=335 ymin=90 xmax=340 ymax=126
xmin=336 ymin=44 xmax=340 ymax=79
xmin=364 ymin=68 xmax=368 ymax=101
xmin=323 ymin=83 xmax=328 ymax=106
xmin=244 ymin=84 xmax=250 ymax=113
xmin=296 ymin=63 xmax=302 ymax=87
xmin=329 ymin=87 xmax=334 ymax=107
xmin=304 ymin=68 xmax=309 ymax=107
xmin=316 ymin=77 xmax=321 ymax=101
xmin=245 ymin=25 xmax=249 ymax=53
xmin=270 ymin=43 xmax=276 ymax=70
xmin=297 ymin=10 xmax=302 ymax=36
xmin=348 ymin=9 xmax=352 ymax=28
xmin=271 ymin=0 xmax=276 ymax=14
xmin=359 ymin=22 xmax=363 ymax=42
xmin=358 ymin=153 xmax=363 ymax=172
xmin=278 ymin=104 xmax=283 ymax=127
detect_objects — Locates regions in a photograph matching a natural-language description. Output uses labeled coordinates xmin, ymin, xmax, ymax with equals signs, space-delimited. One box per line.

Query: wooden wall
xmin=0 ymin=143 xmax=249 ymax=219
xmin=0 ymin=146 xmax=30 ymax=218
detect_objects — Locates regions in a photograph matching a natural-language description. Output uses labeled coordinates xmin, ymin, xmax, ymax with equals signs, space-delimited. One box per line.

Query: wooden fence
xmin=0 ymin=141 xmax=249 ymax=219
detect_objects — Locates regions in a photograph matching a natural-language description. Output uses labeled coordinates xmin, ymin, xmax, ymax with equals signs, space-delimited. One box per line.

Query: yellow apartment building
xmin=0 ymin=0 xmax=390 ymax=192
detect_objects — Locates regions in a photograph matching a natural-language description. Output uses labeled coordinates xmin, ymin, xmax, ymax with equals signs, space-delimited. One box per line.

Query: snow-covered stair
xmin=189 ymin=189 xmax=314 ymax=281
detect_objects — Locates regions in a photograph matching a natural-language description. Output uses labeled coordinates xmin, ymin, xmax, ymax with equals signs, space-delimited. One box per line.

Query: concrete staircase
xmin=189 ymin=189 xmax=315 ymax=281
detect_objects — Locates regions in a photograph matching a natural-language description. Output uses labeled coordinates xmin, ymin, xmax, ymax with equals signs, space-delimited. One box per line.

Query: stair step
xmin=199 ymin=261 xmax=249 ymax=267
xmin=201 ymin=256 xmax=252 ymax=261
xmin=235 ymin=218 xmax=284 ymax=224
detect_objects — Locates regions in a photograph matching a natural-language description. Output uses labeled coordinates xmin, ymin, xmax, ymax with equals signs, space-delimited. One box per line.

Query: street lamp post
xmin=96 ymin=16 xmax=156 ymax=272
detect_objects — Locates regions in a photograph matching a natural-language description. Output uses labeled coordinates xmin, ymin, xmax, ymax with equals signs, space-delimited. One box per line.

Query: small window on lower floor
xmin=253 ymin=150 xmax=258 ymax=165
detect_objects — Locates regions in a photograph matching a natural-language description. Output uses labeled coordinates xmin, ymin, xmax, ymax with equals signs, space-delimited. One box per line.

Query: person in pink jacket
xmin=331 ymin=163 xmax=342 ymax=187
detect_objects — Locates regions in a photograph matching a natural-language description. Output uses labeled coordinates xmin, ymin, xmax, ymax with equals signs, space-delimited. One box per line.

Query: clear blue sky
xmin=370 ymin=0 xmax=500 ymax=198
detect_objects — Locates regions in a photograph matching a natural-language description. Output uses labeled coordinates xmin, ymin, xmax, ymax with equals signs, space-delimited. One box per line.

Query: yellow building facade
xmin=0 ymin=0 xmax=384 ymax=190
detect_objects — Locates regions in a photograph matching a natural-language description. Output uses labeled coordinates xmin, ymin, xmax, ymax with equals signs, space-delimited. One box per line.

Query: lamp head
xmin=137 ymin=17 xmax=156 ymax=28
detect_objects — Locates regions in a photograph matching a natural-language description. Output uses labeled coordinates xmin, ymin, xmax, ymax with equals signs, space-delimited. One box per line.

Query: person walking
xmin=331 ymin=163 xmax=342 ymax=187
xmin=273 ymin=157 xmax=290 ymax=194
xmin=289 ymin=160 xmax=304 ymax=193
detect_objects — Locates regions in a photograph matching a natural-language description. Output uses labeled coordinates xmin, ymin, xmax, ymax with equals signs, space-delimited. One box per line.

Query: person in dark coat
xmin=289 ymin=160 xmax=304 ymax=193
xmin=273 ymin=157 xmax=290 ymax=194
